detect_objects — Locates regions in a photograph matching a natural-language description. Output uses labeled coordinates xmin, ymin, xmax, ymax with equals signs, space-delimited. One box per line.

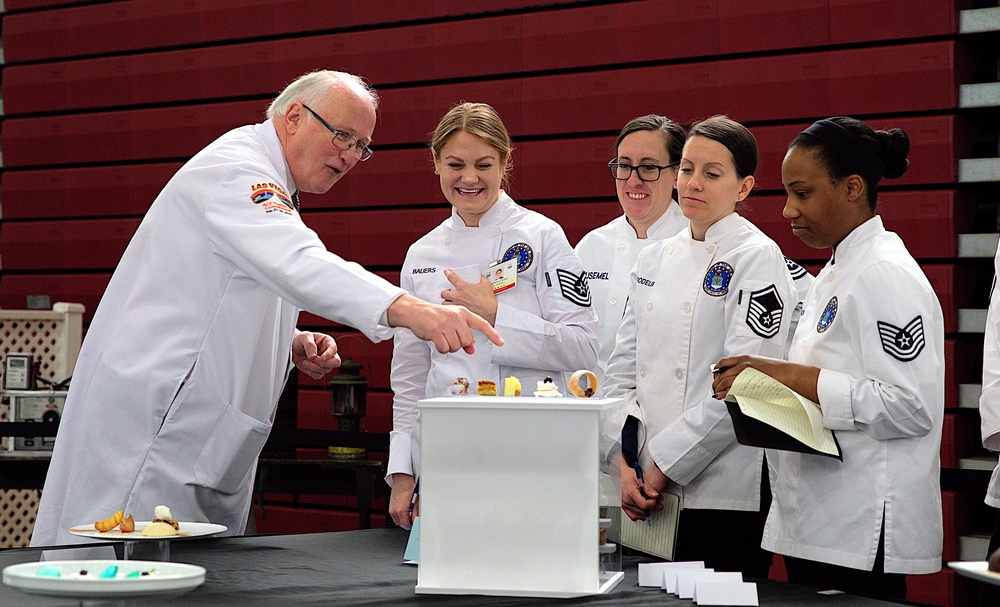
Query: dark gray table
xmin=0 ymin=529 xmax=922 ymax=606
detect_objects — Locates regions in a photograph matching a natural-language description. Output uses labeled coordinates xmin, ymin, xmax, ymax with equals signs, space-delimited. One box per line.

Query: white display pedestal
xmin=415 ymin=396 xmax=624 ymax=598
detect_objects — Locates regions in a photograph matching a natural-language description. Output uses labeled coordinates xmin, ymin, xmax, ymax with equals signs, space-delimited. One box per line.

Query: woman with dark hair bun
xmin=712 ymin=116 xmax=944 ymax=600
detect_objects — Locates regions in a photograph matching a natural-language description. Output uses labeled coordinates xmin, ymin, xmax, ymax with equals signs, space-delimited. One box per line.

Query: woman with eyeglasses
xmin=386 ymin=102 xmax=599 ymax=529
xmin=575 ymin=115 xmax=689 ymax=393
xmin=711 ymin=117 xmax=943 ymax=600
xmin=604 ymin=115 xmax=797 ymax=577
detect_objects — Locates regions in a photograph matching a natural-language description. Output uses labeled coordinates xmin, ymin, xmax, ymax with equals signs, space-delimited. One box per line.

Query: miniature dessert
xmin=94 ymin=510 xmax=123 ymax=532
xmin=141 ymin=521 xmax=179 ymax=537
xmin=989 ymin=546 xmax=1000 ymax=572
xmin=503 ymin=376 xmax=521 ymax=396
xmin=476 ymin=380 xmax=498 ymax=396
xmin=152 ymin=504 xmax=180 ymax=530
xmin=98 ymin=565 xmax=119 ymax=579
xmin=533 ymin=377 xmax=562 ymax=397
xmin=36 ymin=566 xmax=61 ymax=578
xmin=448 ymin=377 xmax=470 ymax=396
xmin=569 ymin=370 xmax=599 ymax=397
xmin=119 ymin=514 xmax=135 ymax=533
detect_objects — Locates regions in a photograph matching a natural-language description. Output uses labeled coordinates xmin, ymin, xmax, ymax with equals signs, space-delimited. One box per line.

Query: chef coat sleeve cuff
xmin=386 ymin=430 xmax=414 ymax=485
xmin=981 ymin=386 xmax=1000 ymax=450
xmin=817 ymin=368 xmax=856 ymax=431
xmin=372 ymin=291 xmax=408 ymax=342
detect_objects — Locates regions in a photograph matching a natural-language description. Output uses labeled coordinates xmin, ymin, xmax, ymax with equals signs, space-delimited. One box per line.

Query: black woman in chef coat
xmin=386 ymin=103 xmax=599 ymax=528
xmin=574 ymin=115 xmax=689 ymax=393
xmin=604 ymin=116 xmax=798 ymax=577
xmin=713 ymin=117 xmax=944 ymax=600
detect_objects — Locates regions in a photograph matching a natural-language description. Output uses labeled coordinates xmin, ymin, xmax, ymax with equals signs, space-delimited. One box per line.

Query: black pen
xmin=408 ymin=478 xmax=420 ymax=522
xmin=711 ymin=364 xmax=731 ymax=399
xmin=633 ymin=462 xmax=652 ymax=522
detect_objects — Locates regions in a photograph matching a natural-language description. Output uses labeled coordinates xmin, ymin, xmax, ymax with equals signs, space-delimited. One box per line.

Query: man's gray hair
xmin=266 ymin=70 xmax=379 ymax=119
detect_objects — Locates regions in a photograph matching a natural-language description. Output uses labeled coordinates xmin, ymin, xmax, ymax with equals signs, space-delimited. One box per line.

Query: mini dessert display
xmin=448 ymin=377 xmax=470 ymax=396
xmin=569 ymin=370 xmax=599 ymax=397
xmin=476 ymin=380 xmax=498 ymax=396
xmin=33 ymin=564 xmax=160 ymax=579
xmin=533 ymin=377 xmax=562 ymax=397
xmin=503 ymin=376 xmax=522 ymax=396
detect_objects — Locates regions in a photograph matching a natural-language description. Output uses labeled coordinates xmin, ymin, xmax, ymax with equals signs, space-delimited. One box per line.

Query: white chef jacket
xmin=604 ymin=212 xmax=798 ymax=510
xmin=980 ymin=242 xmax=1000 ymax=507
xmin=574 ymin=204 xmax=688 ymax=393
xmin=763 ymin=216 xmax=943 ymax=574
xmin=388 ymin=192 xmax=599 ymax=480
xmin=31 ymin=121 xmax=404 ymax=547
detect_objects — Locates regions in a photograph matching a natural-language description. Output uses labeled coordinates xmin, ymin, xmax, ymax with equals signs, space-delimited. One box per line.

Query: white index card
xmin=637 ymin=561 xmax=705 ymax=587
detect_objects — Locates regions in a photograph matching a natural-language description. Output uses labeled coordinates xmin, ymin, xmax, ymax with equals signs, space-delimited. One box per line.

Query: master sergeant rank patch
xmin=746 ymin=285 xmax=784 ymax=339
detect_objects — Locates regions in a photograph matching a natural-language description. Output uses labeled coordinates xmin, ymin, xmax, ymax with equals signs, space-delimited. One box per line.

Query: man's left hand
xmin=292 ymin=331 xmax=341 ymax=379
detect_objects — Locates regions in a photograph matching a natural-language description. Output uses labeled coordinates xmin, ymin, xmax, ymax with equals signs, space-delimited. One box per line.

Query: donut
xmin=569 ymin=369 xmax=598 ymax=397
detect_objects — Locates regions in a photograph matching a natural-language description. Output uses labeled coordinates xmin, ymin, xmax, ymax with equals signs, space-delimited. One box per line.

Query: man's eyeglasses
xmin=302 ymin=104 xmax=373 ymax=162
xmin=608 ymin=159 xmax=677 ymax=182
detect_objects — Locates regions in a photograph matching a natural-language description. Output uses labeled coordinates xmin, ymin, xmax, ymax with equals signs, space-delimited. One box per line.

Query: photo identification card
xmin=485 ymin=259 xmax=517 ymax=295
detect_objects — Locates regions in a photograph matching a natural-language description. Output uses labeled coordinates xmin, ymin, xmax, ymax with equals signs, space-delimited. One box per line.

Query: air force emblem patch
xmin=746 ymin=285 xmax=784 ymax=339
xmin=703 ymin=262 xmax=734 ymax=296
xmin=877 ymin=315 xmax=926 ymax=362
xmin=555 ymin=269 xmax=592 ymax=307
xmin=502 ymin=243 xmax=534 ymax=273
xmin=817 ymin=296 xmax=838 ymax=333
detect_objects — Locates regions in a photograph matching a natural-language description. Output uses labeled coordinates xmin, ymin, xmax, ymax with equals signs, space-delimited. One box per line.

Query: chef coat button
xmin=675 ymin=369 xmax=684 ymax=380
xmin=829 ymin=271 xmax=835 ymax=280
xmin=792 ymin=467 xmax=800 ymax=478
xmin=645 ymin=303 xmax=653 ymax=312
xmin=445 ymin=236 xmax=453 ymax=245
xmin=639 ymin=368 xmax=647 ymax=378
xmin=610 ymin=297 xmax=618 ymax=305
xmin=707 ymin=244 xmax=716 ymax=253
xmin=683 ymin=303 xmax=692 ymax=314
xmin=616 ymin=243 xmax=626 ymax=252
xmin=491 ymin=227 xmax=500 ymax=236
xmin=667 ymin=245 xmax=674 ymax=255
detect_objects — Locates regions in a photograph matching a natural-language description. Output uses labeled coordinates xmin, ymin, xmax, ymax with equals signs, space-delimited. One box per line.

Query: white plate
xmin=3 ymin=559 xmax=205 ymax=599
xmin=950 ymin=561 xmax=1000 ymax=586
xmin=68 ymin=521 xmax=227 ymax=540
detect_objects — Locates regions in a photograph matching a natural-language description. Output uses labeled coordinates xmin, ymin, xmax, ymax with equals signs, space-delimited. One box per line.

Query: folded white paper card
xmin=694 ymin=581 xmax=759 ymax=606
xmin=678 ymin=570 xmax=742 ymax=599
xmin=637 ymin=561 xmax=705 ymax=587
xmin=667 ymin=567 xmax=714 ymax=594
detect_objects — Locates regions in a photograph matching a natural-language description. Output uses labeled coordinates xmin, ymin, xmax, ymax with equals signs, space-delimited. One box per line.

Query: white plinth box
xmin=416 ymin=396 xmax=623 ymax=598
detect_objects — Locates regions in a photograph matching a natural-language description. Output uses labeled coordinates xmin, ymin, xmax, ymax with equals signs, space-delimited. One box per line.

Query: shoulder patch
xmin=555 ymin=269 xmax=592 ymax=307
xmin=784 ymin=256 xmax=808 ymax=280
xmin=703 ymin=262 xmax=734 ymax=297
xmin=251 ymin=183 xmax=296 ymax=215
xmin=746 ymin=285 xmax=784 ymax=339
xmin=502 ymin=243 xmax=534 ymax=273
xmin=817 ymin=296 xmax=838 ymax=333
xmin=877 ymin=316 xmax=926 ymax=362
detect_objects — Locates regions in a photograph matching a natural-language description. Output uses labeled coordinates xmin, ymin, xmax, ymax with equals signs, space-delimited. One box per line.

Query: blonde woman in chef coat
xmin=713 ymin=117 xmax=944 ymax=600
xmin=387 ymin=102 xmax=599 ymax=528
xmin=575 ymin=115 xmax=689 ymax=392
xmin=604 ymin=116 xmax=798 ymax=577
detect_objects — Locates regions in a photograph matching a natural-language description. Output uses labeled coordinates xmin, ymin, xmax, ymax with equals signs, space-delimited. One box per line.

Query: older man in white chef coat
xmin=30 ymin=70 xmax=502 ymax=547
